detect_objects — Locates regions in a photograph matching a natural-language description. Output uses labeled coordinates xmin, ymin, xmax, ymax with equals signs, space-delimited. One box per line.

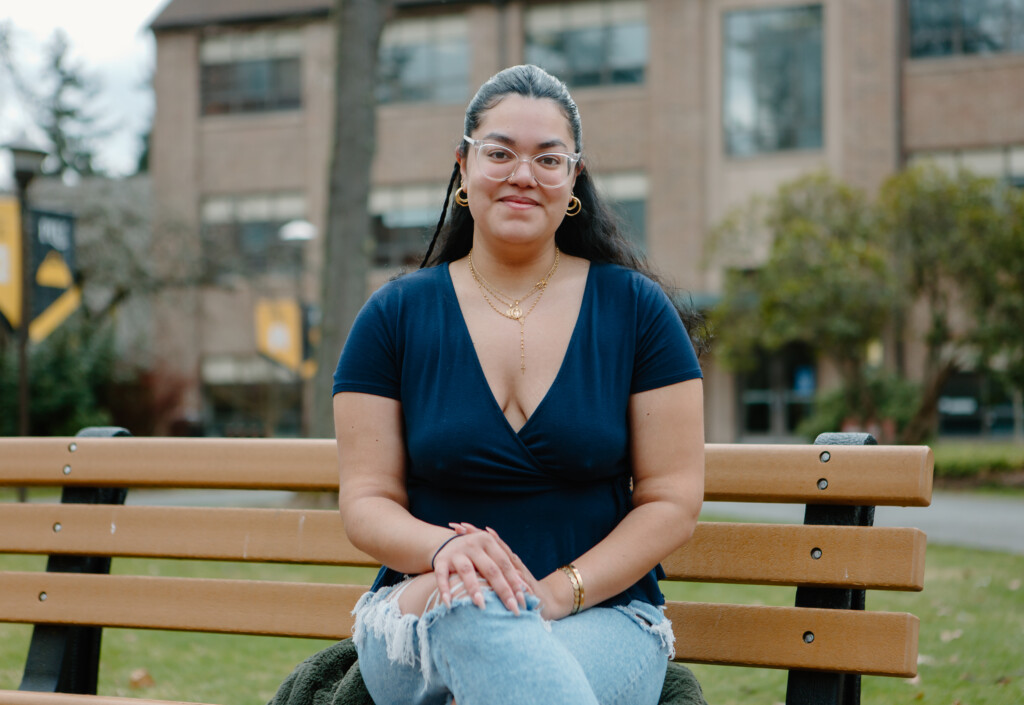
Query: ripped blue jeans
xmin=352 ymin=579 xmax=673 ymax=705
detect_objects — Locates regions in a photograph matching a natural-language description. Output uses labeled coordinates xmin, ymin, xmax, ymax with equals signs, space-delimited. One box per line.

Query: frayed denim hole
xmin=351 ymin=581 xmax=421 ymax=668
xmin=613 ymin=603 xmax=676 ymax=660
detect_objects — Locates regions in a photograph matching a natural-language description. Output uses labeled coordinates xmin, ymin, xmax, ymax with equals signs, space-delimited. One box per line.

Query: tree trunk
xmin=899 ymin=359 xmax=956 ymax=445
xmin=311 ymin=0 xmax=391 ymax=438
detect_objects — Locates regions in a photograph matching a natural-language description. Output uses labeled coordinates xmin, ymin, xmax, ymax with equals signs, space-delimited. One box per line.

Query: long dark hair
xmin=419 ymin=64 xmax=707 ymax=352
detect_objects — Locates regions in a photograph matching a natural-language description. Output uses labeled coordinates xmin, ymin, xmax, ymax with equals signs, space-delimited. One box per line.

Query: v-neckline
xmin=444 ymin=261 xmax=593 ymax=437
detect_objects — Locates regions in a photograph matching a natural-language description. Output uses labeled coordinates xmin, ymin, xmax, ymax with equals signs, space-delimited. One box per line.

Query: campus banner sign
xmin=256 ymin=297 xmax=303 ymax=374
xmin=28 ymin=209 xmax=80 ymax=342
xmin=255 ymin=298 xmax=318 ymax=378
xmin=0 ymin=196 xmax=21 ymax=331
xmin=0 ymin=199 xmax=79 ymax=340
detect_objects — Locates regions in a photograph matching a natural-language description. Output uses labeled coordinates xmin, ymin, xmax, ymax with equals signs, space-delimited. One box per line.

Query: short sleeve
xmin=332 ymin=293 xmax=401 ymax=399
xmin=631 ymin=279 xmax=703 ymax=394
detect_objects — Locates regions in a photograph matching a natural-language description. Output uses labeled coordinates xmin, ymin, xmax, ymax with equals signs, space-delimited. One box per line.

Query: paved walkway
xmin=703 ymin=490 xmax=1024 ymax=555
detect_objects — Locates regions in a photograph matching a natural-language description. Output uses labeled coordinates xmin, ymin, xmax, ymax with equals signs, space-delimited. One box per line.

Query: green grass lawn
xmin=2 ymin=544 xmax=1022 ymax=704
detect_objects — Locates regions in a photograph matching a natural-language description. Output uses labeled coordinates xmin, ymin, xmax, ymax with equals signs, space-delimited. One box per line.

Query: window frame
xmin=201 ymin=194 xmax=307 ymax=278
xmin=722 ymin=3 xmax=825 ymax=158
xmin=909 ymin=0 xmax=1024 ymax=59
xmin=377 ymin=15 xmax=470 ymax=105
xmin=199 ymin=30 xmax=304 ymax=116
xmin=524 ymin=0 xmax=649 ymax=89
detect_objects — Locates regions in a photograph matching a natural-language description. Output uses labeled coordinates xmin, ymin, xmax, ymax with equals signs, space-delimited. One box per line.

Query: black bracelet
xmin=430 ymin=533 xmax=465 ymax=570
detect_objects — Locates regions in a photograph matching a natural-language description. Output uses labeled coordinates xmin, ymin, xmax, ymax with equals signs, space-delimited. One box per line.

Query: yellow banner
xmin=255 ymin=298 xmax=302 ymax=373
xmin=30 ymin=286 xmax=81 ymax=343
xmin=0 ymin=197 xmax=22 ymax=328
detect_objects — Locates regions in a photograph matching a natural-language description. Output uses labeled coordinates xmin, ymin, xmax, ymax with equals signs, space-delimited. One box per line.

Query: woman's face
xmin=458 ymin=95 xmax=579 ymax=250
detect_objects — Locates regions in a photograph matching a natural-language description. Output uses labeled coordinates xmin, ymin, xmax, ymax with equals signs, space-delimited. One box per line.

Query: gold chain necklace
xmin=468 ymin=247 xmax=560 ymax=374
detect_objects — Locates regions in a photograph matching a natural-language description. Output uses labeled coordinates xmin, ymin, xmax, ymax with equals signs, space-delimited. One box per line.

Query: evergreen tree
xmin=0 ymin=317 xmax=115 ymax=436
xmin=38 ymin=29 xmax=109 ymax=177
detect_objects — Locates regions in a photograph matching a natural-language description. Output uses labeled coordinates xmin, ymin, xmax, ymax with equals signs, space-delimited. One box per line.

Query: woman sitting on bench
xmin=333 ymin=64 xmax=705 ymax=705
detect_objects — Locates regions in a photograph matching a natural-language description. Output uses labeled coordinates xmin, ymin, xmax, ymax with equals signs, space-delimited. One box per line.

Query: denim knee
xmin=352 ymin=584 xmax=599 ymax=705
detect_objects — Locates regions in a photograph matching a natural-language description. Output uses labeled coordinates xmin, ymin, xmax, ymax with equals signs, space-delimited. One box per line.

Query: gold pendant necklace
xmin=468 ymin=248 xmax=560 ymax=374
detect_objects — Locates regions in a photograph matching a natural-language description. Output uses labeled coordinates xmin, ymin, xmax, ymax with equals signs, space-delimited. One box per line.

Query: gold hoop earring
xmin=455 ymin=186 xmax=470 ymax=207
xmin=566 ymin=195 xmax=582 ymax=217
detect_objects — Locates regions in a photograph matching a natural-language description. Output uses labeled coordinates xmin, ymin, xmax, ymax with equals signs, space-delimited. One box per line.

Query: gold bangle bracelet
xmin=559 ymin=563 xmax=584 ymax=615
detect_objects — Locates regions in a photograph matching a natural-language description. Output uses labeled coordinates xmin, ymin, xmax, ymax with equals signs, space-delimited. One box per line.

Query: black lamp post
xmin=7 ymin=139 xmax=48 ymax=442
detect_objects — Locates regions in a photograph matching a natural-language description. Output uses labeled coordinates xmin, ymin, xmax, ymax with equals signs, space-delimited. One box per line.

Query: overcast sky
xmin=1 ymin=0 xmax=169 ymax=186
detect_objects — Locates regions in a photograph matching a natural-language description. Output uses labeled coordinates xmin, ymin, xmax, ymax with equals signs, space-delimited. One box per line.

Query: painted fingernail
xmin=474 ymin=593 xmax=485 ymax=609
xmin=516 ymin=591 xmax=526 ymax=608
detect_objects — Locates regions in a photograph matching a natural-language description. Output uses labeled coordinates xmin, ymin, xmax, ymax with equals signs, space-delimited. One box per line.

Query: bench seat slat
xmin=0 ymin=692 xmax=203 ymax=705
xmin=0 ymin=572 xmax=918 ymax=676
xmin=0 ymin=506 xmax=927 ymax=591
xmin=0 ymin=439 xmax=933 ymax=506
xmin=665 ymin=601 xmax=919 ymax=677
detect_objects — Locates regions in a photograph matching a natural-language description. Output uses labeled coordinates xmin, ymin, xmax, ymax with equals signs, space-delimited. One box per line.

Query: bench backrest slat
xmin=0 ymin=572 xmax=917 ymax=677
xmin=703 ymin=444 xmax=933 ymax=505
xmin=0 ymin=505 xmax=376 ymax=566
xmin=0 ymin=439 xmax=934 ymax=506
xmin=670 ymin=522 xmax=927 ymax=590
xmin=0 ymin=505 xmax=926 ymax=591
xmin=0 ymin=571 xmax=359 ymax=640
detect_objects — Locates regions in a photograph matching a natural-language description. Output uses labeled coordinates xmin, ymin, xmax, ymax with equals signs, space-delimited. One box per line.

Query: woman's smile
xmin=499 ymin=195 xmax=540 ymax=210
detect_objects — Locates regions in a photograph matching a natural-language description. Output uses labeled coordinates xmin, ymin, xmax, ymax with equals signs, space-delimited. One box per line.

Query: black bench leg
xmin=786 ymin=432 xmax=877 ymax=705
xmin=786 ymin=671 xmax=859 ymax=705
xmin=20 ymin=624 xmax=105 ymax=694
xmin=19 ymin=426 xmax=131 ymax=695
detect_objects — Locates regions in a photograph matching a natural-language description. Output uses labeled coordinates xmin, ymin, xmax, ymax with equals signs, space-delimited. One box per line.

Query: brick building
xmin=148 ymin=0 xmax=1024 ymax=440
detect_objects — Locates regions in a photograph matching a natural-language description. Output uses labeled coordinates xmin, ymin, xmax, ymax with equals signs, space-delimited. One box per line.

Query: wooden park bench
xmin=0 ymin=427 xmax=933 ymax=705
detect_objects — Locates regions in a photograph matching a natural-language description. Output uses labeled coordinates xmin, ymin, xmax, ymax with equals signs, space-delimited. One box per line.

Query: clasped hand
xmin=431 ymin=523 xmax=573 ymax=620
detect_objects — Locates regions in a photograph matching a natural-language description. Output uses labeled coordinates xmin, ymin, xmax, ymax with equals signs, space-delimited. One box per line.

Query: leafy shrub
xmin=797 ymin=372 xmax=921 ymax=443
xmin=931 ymin=442 xmax=1024 ymax=478
xmin=0 ymin=318 xmax=115 ymax=436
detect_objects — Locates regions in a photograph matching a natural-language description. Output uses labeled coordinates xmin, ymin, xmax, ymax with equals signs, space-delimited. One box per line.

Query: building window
xmin=938 ymin=371 xmax=1021 ymax=437
xmin=908 ymin=145 xmax=1024 ymax=187
xmin=723 ymin=5 xmax=823 ymax=157
xmin=611 ymin=199 xmax=646 ymax=250
xmin=593 ymin=172 xmax=648 ymax=250
xmin=204 ymin=380 xmax=303 ymax=438
xmin=200 ymin=31 xmax=303 ymax=115
xmin=201 ymin=194 xmax=306 ymax=276
xmin=370 ymin=185 xmax=447 ymax=267
xmin=910 ymin=0 xmax=1024 ymax=58
xmin=378 ymin=16 xmax=469 ymax=104
xmin=738 ymin=343 xmax=817 ymax=440
xmin=525 ymin=1 xmax=648 ymax=89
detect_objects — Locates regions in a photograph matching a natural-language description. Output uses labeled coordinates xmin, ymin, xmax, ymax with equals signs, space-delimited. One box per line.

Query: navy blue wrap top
xmin=333 ymin=262 xmax=702 ymax=607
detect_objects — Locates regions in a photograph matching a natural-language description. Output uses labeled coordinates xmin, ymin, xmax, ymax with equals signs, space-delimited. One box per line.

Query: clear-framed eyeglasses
xmin=463 ymin=136 xmax=581 ymax=189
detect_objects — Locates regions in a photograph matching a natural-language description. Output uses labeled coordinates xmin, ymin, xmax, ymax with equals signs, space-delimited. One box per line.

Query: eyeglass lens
xmin=474 ymin=143 xmax=574 ymax=188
